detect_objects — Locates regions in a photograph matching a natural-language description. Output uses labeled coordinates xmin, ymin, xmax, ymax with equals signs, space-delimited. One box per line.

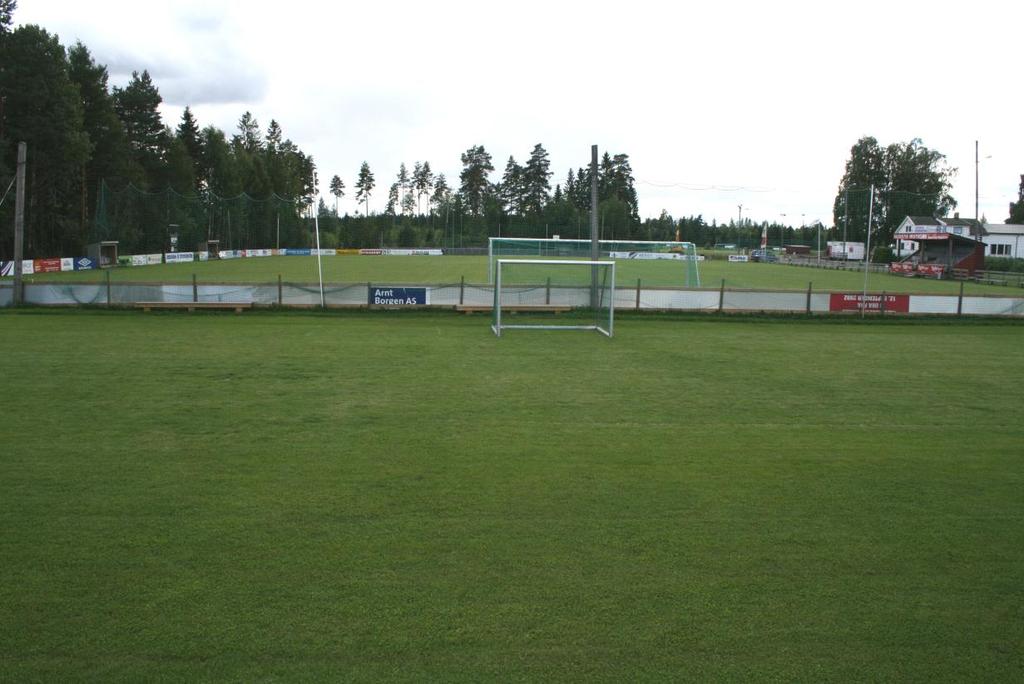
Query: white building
xmin=981 ymin=224 xmax=1024 ymax=258
xmin=893 ymin=216 xmax=1024 ymax=259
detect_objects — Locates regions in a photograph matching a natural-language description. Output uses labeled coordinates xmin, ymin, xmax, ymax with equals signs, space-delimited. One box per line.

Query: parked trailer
xmin=826 ymin=241 xmax=865 ymax=261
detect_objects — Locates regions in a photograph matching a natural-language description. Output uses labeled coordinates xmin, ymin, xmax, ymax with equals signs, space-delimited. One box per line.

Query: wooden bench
xmin=135 ymin=301 xmax=253 ymax=313
xmin=455 ymin=304 xmax=571 ymax=314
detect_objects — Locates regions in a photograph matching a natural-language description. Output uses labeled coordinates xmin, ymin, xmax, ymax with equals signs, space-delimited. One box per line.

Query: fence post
xmin=636 ymin=278 xmax=641 ymax=310
xmin=718 ymin=278 xmax=725 ymax=313
xmin=106 ymin=269 xmax=111 ymax=307
xmin=546 ymin=277 xmax=551 ymax=305
xmin=806 ymin=281 xmax=812 ymax=314
xmin=278 ymin=274 xmax=283 ymax=307
xmin=460 ymin=275 xmax=465 ymax=305
xmin=957 ymin=280 xmax=964 ymax=316
xmin=192 ymin=273 xmax=198 ymax=303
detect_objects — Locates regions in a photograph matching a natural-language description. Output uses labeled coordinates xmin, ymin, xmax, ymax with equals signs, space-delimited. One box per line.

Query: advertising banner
xmin=147 ymin=254 xmax=162 ymax=265
xmin=917 ymin=264 xmax=945 ymax=277
xmin=370 ymin=286 xmax=429 ymax=306
xmin=164 ymin=252 xmax=195 ymax=264
xmin=286 ymin=249 xmax=311 ymax=256
xmin=384 ymin=248 xmax=443 ymax=256
xmin=33 ymin=258 xmax=63 ymax=273
xmin=889 ymin=263 xmax=914 ymax=274
xmin=337 ymin=249 xmax=360 ymax=255
xmin=0 ymin=262 xmax=11 ymax=276
xmin=728 ymin=255 xmax=750 ymax=262
xmin=359 ymin=249 xmax=384 ymax=256
xmin=198 ymin=251 xmax=209 ymax=261
xmin=73 ymin=257 xmax=96 ymax=271
xmin=829 ymin=293 xmax=910 ymax=313
xmin=131 ymin=254 xmax=148 ymax=266
xmin=609 ymin=251 xmax=684 ymax=261
xmin=22 ymin=260 xmax=34 ymax=275
xmin=60 ymin=258 xmax=75 ymax=272
xmin=312 ymin=249 xmax=337 ymax=256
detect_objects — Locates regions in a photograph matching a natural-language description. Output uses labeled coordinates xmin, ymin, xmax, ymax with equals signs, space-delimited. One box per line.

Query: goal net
xmin=492 ymin=259 xmax=615 ymax=337
xmin=488 ymin=237 xmax=700 ymax=288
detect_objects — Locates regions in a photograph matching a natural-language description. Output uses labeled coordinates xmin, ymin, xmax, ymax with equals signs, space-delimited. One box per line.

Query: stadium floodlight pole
xmin=861 ymin=184 xmax=874 ymax=319
xmin=590 ymin=145 xmax=599 ymax=310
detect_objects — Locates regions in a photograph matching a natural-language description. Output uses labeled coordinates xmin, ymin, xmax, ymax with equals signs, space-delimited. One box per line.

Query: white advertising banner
xmin=60 ymin=258 xmax=75 ymax=272
xmin=384 ymin=248 xmax=442 ymax=256
xmin=728 ymin=255 xmax=750 ymax=262
xmin=131 ymin=254 xmax=148 ymax=266
xmin=164 ymin=252 xmax=195 ymax=264
xmin=147 ymin=254 xmax=162 ymax=265
xmin=609 ymin=251 xmax=684 ymax=260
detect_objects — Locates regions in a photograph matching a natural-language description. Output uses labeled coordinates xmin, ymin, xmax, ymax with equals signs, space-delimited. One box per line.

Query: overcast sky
xmin=18 ymin=0 xmax=1024 ymax=227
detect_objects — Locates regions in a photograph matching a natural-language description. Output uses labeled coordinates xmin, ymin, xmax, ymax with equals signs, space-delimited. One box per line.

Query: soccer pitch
xmin=16 ymin=254 xmax=1016 ymax=295
xmin=1 ymin=310 xmax=1022 ymax=680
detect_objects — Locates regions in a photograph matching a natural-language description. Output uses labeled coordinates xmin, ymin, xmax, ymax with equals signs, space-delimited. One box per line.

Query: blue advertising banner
xmin=285 ymin=249 xmax=311 ymax=256
xmin=72 ymin=256 xmax=97 ymax=271
xmin=370 ymin=287 xmax=429 ymax=306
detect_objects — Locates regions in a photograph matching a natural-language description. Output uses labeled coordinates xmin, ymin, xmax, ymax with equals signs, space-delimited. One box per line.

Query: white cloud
xmin=16 ymin=0 xmax=1024 ymax=225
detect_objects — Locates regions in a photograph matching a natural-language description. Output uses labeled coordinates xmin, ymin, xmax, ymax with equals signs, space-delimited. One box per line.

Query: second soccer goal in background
xmin=488 ymin=237 xmax=700 ymax=288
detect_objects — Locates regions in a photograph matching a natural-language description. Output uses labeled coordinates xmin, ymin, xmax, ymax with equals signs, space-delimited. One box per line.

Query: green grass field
xmin=2 ymin=310 xmax=1022 ymax=681
xmin=12 ymin=255 xmax=1021 ymax=295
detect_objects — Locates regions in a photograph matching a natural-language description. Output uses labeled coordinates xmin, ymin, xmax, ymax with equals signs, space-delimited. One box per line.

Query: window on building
xmin=989 ymin=244 xmax=1011 ymax=256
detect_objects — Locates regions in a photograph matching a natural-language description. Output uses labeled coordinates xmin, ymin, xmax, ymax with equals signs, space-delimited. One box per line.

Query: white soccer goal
xmin=488 ymin=237 xmax=700 ymax=288
xmin=491 ymin=259 xmax=615 ymax=337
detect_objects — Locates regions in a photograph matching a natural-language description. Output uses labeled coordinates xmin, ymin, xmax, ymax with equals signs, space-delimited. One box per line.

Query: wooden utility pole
xmin=12 ymin=142 xmax=26 ymax=306
xmin=590 ymin=145 xmax=599 ymax=310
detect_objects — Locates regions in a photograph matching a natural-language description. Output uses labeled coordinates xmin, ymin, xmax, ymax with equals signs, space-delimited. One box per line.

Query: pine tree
xmin=354 ymin=161 xmax=374 ymax=216
xmin=413 ymin=161 xmax=433 ymax=215
xmin=385 ymin=182 xmax=399 ymax=216
xmin=0 ymin=0 xmax=15 ymax=36
xmin=67 ymin=41 xmax=132 ymax=234
xmin=233 ymin=111 xmax=262 ymax=154
xmin=431 ymin=173 xmax=450 ymax=208
xmin=112 ymin=70 xmax=167 ymax=188
xmin=522 ymin=143 xmax=552 ymax=215
xmin=175 ymin=106 xmax=203 ymax=191
xmin=0 ymin=24 xmax=90 ymax=257
xmin=499 ymin=156 xmax=523 ymax=215
xmin=459 ymin=145 xmax=494 ymax=216
xmin=329 ymin=174 xmax=345 ymax=215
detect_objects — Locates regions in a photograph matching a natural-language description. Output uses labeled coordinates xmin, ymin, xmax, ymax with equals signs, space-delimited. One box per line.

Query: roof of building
xmin=901 ymin=215 xmax=987 ymax=237
xmin=983 ymin=223 xmax=1024 ymax=235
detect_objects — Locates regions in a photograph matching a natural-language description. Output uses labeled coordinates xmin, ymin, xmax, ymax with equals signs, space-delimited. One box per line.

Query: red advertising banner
xmin=33 ymin=258 xmax=63 ymax=273
xmin=829 ymin=293 xmax=910 ymax=313
xmin=889 ymin=263 xmax=915 ymax=274
xmin=916 ymin=264 xmax=945 ymax=277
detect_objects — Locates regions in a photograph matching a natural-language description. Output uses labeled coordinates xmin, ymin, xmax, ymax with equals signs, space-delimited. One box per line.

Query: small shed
xmin=86 ymin=241 xmax=119 ymax=268
xmin=198 ymin=240 xmax=221 ymax=259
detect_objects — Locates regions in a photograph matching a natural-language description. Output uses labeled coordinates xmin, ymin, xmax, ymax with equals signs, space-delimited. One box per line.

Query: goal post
xmin=492 ymin=259 xmax=615 ymax=337
xmin=488 ymin=237 xmax=700 ymax=288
